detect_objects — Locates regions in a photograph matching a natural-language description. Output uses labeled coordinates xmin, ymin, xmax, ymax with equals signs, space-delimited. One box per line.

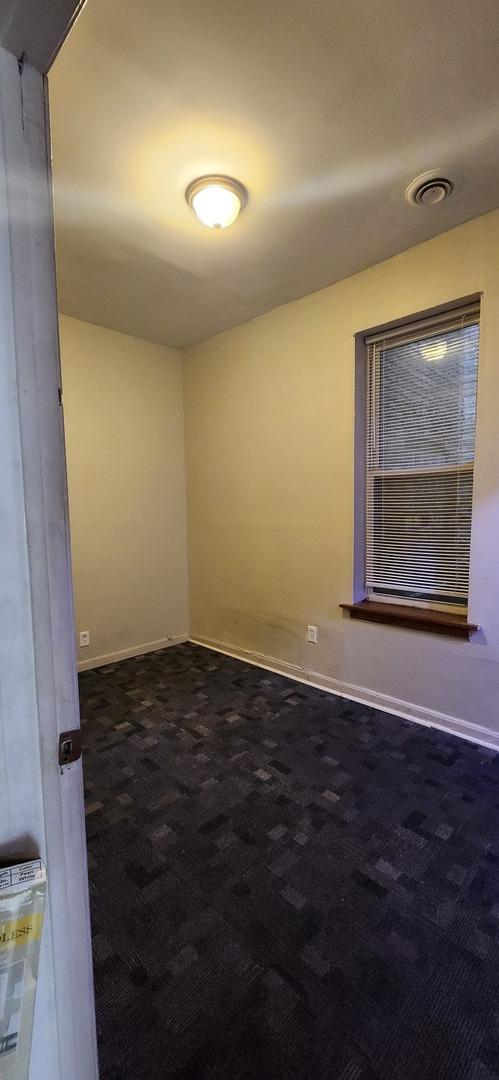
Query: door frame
xmin=0 ymin=4 xmax=98 ymax=1078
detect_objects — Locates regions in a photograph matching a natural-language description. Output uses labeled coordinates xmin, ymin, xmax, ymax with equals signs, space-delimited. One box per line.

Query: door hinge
xmin=58 ymin=729 xmax=82 ymax=767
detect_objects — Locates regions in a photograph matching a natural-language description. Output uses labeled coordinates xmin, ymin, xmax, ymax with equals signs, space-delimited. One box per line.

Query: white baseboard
xmin=77 ymin=633 xmax=188 ymax=672
xmin=190 ymin=634 xmax=499 ymax=753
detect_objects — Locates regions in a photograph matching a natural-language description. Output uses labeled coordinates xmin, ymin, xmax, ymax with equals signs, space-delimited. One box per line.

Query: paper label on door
xmin=0 ymin=916 xmax=43 ymax=954
xmin=0 ymin=960 xmax=25 ymax=1059
xmin=0 ymin=860 xmax=46 ymax=1078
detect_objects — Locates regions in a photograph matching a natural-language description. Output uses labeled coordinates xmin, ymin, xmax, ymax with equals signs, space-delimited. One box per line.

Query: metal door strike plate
xmin=58 ymin=729 xmax=82 ymax=767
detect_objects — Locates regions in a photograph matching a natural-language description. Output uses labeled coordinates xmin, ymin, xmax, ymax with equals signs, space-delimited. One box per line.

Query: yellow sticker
xmin=0 ymin=914 xmax=43 ymax=952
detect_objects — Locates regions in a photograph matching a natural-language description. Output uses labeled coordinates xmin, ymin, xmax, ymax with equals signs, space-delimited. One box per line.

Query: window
xmin=364 ymin=302 xmax=480 ymax=612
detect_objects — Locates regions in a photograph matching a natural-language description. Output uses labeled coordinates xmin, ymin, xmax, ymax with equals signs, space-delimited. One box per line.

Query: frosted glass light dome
xmin=186 ymin=175 xmax=247 ymax=229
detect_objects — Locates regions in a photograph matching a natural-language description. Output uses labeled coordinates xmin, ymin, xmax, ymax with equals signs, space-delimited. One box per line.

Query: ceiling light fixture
xmin=185 ymin=175 xmax=247 ymax=229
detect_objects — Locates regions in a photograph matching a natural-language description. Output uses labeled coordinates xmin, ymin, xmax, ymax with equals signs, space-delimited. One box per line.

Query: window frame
xmin=350 ymin=297 xmax=481 ymax=628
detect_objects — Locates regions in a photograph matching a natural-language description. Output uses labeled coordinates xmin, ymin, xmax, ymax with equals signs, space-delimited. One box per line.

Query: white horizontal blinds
xmin=366 ymin=306 xmax=479 ymax=605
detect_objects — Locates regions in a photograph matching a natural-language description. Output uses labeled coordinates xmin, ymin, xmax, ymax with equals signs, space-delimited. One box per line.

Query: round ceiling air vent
xmin=405 ymin=171 xmax=454 ymax=206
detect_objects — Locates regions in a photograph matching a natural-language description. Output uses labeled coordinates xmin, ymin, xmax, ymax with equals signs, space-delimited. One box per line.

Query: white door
xmin=0 ymin=26 xmax=98 ymax=1080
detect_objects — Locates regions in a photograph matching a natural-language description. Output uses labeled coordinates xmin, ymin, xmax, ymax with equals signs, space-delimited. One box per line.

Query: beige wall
xmin=183 ymin=209 xmax=499 ymax=741
xmin=60 ymin=315 xmax=189 ymax=669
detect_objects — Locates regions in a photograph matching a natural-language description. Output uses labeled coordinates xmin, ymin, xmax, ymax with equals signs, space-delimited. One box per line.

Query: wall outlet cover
xmin=79 ymin=630 xmax=90 ymax=648
xmin=307 ymin=625 xmax=318 ymax=644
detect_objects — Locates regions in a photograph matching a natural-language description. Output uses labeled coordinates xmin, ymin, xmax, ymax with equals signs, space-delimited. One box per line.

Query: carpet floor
xmin=79 ymin=642 xmax=499 ymax=1080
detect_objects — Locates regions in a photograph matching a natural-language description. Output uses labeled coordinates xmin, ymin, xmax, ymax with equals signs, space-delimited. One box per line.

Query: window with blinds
xmin=365 ymin=303 xmax=480 ymax=610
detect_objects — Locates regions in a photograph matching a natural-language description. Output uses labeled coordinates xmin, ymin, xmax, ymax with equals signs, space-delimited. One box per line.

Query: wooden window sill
xmin=340 ymin=600 xmax=478 ymax=639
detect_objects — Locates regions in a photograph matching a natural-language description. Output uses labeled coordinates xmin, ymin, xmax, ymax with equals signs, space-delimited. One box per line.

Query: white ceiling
xmin=50 ymin=0 xmax=499 ymax=349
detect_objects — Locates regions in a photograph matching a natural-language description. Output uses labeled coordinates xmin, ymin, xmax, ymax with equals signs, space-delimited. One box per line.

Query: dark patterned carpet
xmin=80 ymin=642 xmax=499 ymax=1080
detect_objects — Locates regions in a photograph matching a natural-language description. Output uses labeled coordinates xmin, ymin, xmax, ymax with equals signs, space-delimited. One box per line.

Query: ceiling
xmin=50 ymin=0 xmax=499 ymax=349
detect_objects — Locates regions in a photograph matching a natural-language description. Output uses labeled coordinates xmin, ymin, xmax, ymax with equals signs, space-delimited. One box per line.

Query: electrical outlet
xmin=307 ymin=624 xmax=318 ymax=644
xmin=79 ymin=630 xmax=90 ymax=648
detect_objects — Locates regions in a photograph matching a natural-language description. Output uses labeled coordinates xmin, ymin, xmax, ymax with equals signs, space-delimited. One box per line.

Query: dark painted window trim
xmin=340 ymin=599 xmax=478 ymax=640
